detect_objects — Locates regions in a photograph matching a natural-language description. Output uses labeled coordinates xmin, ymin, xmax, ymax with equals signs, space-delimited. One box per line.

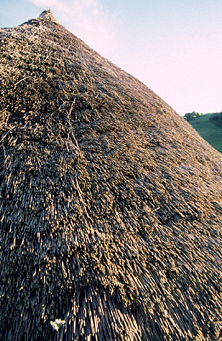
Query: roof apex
xmin=38 ymin=9 xmax=58 ymax=23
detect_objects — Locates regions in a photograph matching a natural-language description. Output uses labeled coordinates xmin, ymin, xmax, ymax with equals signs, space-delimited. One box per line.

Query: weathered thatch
xmin=0 ymin=10 xmax=221 ymax=341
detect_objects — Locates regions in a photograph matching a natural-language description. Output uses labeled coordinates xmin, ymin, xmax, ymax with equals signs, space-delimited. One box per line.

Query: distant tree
xmin=184 ymin=111 xmax=202 ymax=121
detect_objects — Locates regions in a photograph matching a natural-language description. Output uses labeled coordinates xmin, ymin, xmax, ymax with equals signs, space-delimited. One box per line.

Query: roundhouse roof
xmin=0 ymin=11 xmax=221 ymax=341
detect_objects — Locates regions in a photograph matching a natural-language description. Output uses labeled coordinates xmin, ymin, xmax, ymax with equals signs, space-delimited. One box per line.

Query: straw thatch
xmin=0 ymin=10 xmax=221 ymax=341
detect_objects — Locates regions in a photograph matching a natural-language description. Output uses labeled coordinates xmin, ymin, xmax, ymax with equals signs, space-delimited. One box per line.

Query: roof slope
xmin=0 ymin=11 xmax=221 ymax=341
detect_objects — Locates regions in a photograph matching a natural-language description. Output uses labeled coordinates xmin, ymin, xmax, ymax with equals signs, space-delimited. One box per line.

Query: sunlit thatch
xmin=0 ymin=10 xmax=221 ymax=341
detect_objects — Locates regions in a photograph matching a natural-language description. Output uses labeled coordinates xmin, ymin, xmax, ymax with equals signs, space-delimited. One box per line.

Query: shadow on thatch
xmin=0 ymin=10 xmax=222 ymax=341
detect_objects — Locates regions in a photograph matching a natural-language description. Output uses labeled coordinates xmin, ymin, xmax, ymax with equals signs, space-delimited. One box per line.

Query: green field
xmin=185 ymin=113 xmax=222 ymax=153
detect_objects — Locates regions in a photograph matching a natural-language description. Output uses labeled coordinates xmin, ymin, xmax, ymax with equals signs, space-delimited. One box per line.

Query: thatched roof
xmin=0 ymin=11 xmax=221 ymax=341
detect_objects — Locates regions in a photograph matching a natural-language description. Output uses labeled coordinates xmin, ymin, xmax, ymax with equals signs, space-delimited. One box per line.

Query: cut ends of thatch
xmin=0 ymin=8 xmax=222 ymax=341
xmin=52 ymin=286 xmax=142 ymax=341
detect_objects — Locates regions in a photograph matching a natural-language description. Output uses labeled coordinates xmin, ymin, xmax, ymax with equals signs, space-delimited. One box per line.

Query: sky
xmin=0 ymin=0 xmax=221 ymax=115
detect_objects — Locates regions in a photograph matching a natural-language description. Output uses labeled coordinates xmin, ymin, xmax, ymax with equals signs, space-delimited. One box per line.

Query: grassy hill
xmin=184 ymin=112 xmax=222 ymax=152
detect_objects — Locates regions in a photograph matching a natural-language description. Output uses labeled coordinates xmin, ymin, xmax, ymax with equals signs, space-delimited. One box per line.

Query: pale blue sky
xmin=1 ymin=0 xmax=221 ymax=115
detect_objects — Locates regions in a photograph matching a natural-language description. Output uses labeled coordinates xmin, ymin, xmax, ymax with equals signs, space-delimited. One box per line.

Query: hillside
xmin=184 ymin=112 xmax=222 ymax=152
xmin=0 ymin=10 xmax=222 ymax=341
